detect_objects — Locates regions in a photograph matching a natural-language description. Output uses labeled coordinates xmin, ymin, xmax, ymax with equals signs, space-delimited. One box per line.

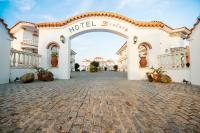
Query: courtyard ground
xmin=0 ymin=72 xmax=200 ymax=133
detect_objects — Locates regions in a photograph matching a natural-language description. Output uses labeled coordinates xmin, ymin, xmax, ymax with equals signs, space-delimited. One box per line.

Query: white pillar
xmin=127 ymin=36 xmax=140 ymax=80
xmin=148 ymin=49 xmax=153 ymax=67
xmin=58 ymin=37 xmax=71 ymax=79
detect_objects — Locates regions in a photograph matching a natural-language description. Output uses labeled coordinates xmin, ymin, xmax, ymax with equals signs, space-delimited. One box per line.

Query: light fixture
xmin=133 ymin=36 xmax=138 ymax=44
xmin=60 ymin=35 xmax=65 ymax=44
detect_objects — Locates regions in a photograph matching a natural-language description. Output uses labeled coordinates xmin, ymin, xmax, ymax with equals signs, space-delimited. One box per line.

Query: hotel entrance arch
xmin=37 ymin=12 xmax=164 ymax=80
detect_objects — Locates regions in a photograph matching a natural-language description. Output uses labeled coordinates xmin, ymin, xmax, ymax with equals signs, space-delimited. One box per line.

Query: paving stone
xmin=0 ymin=72 xmax=200 ymax=133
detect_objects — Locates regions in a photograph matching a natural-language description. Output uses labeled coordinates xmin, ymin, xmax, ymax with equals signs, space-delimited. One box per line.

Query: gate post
xmin=127 ymin=36 xmax=140 ymax=80
xmin=58 ymin=37 xmax=71 ymax=79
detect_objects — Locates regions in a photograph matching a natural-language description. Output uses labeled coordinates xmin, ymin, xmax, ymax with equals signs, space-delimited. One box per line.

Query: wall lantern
xmin=133 ymin=36 xmax=138 ymax=44
xmin=60 ymin=35 xmax=65 ymax=44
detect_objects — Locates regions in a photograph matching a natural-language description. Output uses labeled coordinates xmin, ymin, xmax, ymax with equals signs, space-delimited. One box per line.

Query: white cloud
xmin=74 ymin=0 xmax=94 ymax=14
xmin=12 ymin=0 xmax=36 ymax=12
xmin=115 ymin=0 xmax=130 ymax=11
xmin=42 ymin=15 xmax=56 ymax=21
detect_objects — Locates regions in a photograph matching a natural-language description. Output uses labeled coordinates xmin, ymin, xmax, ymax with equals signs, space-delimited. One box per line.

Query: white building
xmin=189 ymin=17 xmax=200 ymax=85
xmin=81 ymin=57 xmax=115 ymax=71
xmin=105 ymin=59 xmax=115 ymax=71
xmin=0 ymin=19 xmax=13 ymax=84
xmin=10 ymin=22 xmax=76 ymax=69
xmin=8 ymin=12 xmax=197 ymax=81
xmin=81 ymin=59 xmax=91 ymax=71
xmin=10 ymin=22 xmax=38 ymax=53
xmin=117 ymin=31 xmax=190 ymax=73
xmin=94 ymin=57 xmax=105 ymax=70
xmin=116 ymin=42 xmax=127 ymax=72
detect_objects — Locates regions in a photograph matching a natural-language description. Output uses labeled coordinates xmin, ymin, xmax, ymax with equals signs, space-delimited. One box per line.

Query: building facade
xmin=7 ymin=12 xmax=196 ymax=81
xmin=116 ymin=42 xmax=127 ymax=72
xmin=81 ymin=59 xmax=91 ymax=71
xmin=116 ymin=29 xmax=190 ymax=72
xmin=81 ymin=57 xmax=115 ymax=71
xmin=10 ymin=22 xmax=38 ymax=53
xmin=10 ymin=22 xmax=76 ymax=69
xmin=0 ymin=19 xmax=13 ymax=84
xmin=189 ymin=17 xmax=200 ymax=85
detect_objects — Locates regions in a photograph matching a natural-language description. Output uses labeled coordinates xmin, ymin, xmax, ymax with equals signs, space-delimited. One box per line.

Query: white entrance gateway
xmin=37 ymin=12 xmax=190 ymax=80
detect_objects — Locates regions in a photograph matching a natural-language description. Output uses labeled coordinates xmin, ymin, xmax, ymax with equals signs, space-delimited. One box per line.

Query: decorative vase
xmin=51 ymin=56 xmax=58 ymax=67
xmin=140 ymin=57 xmax=147 ymax=68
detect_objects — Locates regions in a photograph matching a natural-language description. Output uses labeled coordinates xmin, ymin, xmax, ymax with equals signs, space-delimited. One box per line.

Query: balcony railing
xmin=10 ymin=49 xmax=41 ymax=68
xmin=157 ymin=52 xmax=189 ymax=70
xmin=21 ymin=39 xmax=38 ymax=48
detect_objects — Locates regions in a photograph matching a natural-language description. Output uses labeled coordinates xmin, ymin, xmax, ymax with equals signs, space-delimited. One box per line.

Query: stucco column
xmin=148 ymin=49 xmax=153 ymax=67
xmin=58 ymin=37 xmax=71 ymax=79
xmin=127 ymin=36 xmax=140 ymax=80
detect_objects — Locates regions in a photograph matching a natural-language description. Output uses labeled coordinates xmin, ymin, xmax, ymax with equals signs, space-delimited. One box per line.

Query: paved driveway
xmin=0 ymin=72 xmax=200 ymax=133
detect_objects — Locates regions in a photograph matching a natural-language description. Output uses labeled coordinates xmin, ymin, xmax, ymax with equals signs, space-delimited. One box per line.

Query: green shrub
xmin=114 ymin=65 xmax=118 ymax=71
xmin=90 ymin=61 xmax=99 ymax=68
xmin=89 ymin=65 xmax=98 ymax=72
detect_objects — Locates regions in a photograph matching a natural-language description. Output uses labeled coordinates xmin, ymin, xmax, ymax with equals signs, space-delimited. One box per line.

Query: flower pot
xmin=140 ymin=57 xmax=147 ymax=68
xmin=37 ymin=72 xmax=54 ymax=81
xmin=51 ymin=56 xmax=58 ymax=67
xmin=152 ymin=74 xmax=161 ymax=82
xmin=146 ymin=72 xmax=153 ymax=82
xmin=37 ymin=73 xmax=43 ymax=81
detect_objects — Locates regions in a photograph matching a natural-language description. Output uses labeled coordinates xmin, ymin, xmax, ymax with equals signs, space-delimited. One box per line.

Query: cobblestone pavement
xmin=0 ymin=72 xmax=200 ymax=133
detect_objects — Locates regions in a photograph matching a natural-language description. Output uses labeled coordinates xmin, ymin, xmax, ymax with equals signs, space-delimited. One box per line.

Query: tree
xmin=89 ymin=61 xmax=99 ymax=72
xmin=75 ymin=63 xmax=80 ymax=71
xmin=90 ymin=61 xmax=99 ymax=68
xmin=89 ymin=65 xmax=98 ymax=72
xmin=113 ymin=65 xmax=118 ymax=71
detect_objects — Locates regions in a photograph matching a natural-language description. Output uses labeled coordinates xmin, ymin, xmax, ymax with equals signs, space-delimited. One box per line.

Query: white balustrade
xmin=157 ymin=52 xmax=188 ymax=69
xmin=10 ymin=49 xmax=41 ymax=68
xmin=21 ymin=39 xmax=38 ymax=47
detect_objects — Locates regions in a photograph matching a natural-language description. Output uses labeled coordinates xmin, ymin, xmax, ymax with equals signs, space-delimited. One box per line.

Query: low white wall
xmin=165 ymin=69 xmax=190 ymax=83
xmin=10 ymin=68 xmax=36 ymax=82
xmin=138 ymin=68 xmax=190 ymax=83
xmin=48 ymin=68 xmax=60 ymax=79
xmin=10 ymin=68 xmax=61 ymax=82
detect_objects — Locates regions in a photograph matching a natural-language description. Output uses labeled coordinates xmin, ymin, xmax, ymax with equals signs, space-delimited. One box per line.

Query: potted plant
xmin=34 ymin=66 xmax=54 ymax=81
xmin=146 ymin=67 xmax=172 ymax=83
xmin=151 ymin=67 xmax=165 ymax=82
xmin=51 ymin=52 xmax=58 ymax=67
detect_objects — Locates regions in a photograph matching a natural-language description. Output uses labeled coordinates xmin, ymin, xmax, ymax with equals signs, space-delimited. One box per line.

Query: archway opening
xmin=46 ymin=42 xmax=60 ymax=68
xmin=69 ymin=31 xmax=127 ymax=79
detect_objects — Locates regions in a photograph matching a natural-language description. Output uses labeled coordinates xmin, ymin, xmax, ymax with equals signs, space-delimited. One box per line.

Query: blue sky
xmin=0 ymin=0 xmax=200 ymax=64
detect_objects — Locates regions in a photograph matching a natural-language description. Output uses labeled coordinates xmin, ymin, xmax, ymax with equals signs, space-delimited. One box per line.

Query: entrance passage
xmin=71 ymin=71 xmax=127 ymax=80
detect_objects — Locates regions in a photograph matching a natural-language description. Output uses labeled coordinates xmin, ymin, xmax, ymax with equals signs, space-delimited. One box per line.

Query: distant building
xmin=94 ymin=57 xmax=105 ymax=70
xmin=116 ymin=42 xmax=127 ymax=72
xmin=82 ymin=59 xmax=91 ymax=71
xmin=105 ymin=59 xmax=115 ymax=71
xmin=81 ymin=57 xmax=115 ymax=71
